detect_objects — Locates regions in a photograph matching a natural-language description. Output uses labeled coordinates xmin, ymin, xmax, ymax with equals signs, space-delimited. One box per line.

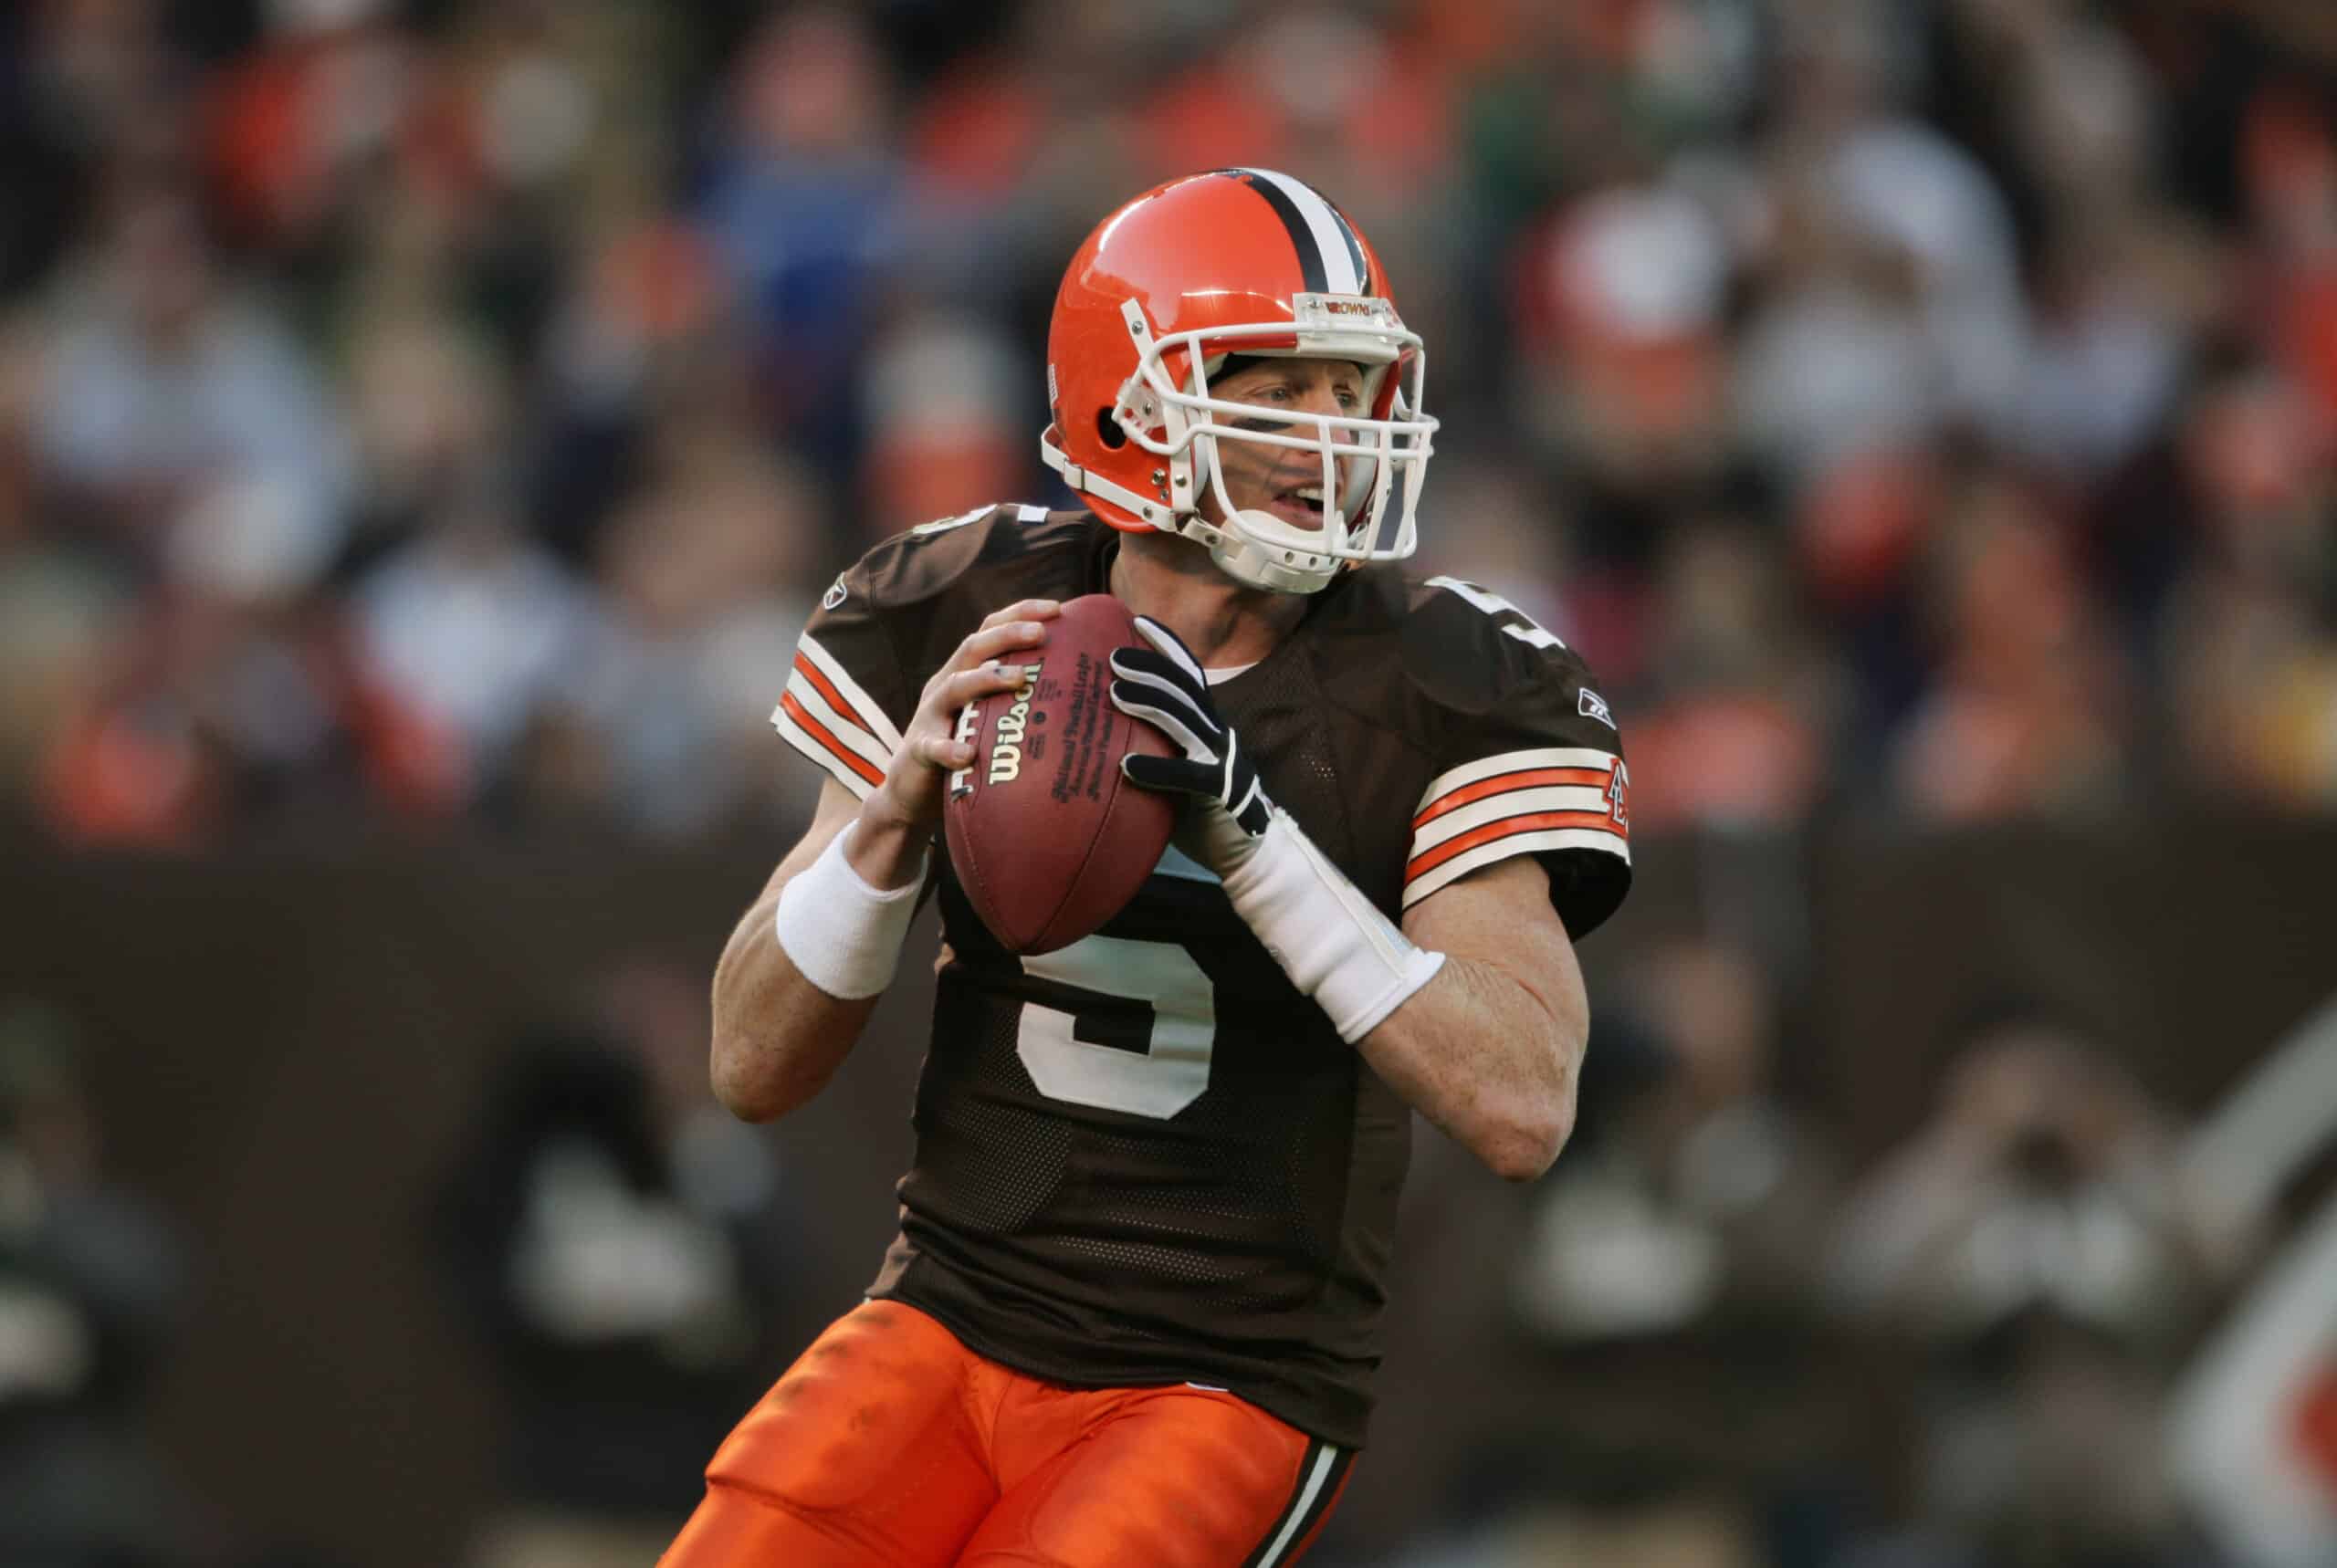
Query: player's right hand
xmin=866 ymin=598 xmax=1059 ymax=836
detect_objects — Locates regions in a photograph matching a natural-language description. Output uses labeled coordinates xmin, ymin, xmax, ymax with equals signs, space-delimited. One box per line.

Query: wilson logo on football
xmin=987 ymin=664 xmax=1045 ymax=784
xmin=946 ymin=700 xmax=982 ymax=799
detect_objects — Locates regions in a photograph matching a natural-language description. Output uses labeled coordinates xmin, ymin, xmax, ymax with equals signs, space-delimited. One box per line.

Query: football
xmin=943 ymin=593 xmax=1178 ymax=955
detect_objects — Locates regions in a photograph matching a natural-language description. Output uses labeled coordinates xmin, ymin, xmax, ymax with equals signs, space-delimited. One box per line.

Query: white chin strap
xmin=1195 ymin=507 xmax=1349 ymax=595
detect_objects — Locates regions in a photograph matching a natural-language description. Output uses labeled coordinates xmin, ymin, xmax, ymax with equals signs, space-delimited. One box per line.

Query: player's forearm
xmin=1198 ymin=800 xmax=1583 ymax=1181
xmin=709 ymin=890 xmax=882 ymax=1122
xmin=840 ymin=791 xmax=931 ymax=890
xmin=707 ymin=799 xmax=927 ymax=1122
xmin=1356 ymin=954 xmax=1584 ymax=1183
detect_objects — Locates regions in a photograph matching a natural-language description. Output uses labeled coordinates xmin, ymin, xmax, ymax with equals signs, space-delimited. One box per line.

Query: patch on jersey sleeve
xmin=1401 ymin=747 xmax=1629 ymax=907
xmin=1578 ymin=688 xmax=1615 ymax=728
xmin=770 ymin=632 xmax=905 ymax=798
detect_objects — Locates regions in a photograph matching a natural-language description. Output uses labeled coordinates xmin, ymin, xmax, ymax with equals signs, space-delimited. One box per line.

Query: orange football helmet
xmin=1040 ymin=169 xmax=1437 ymax=593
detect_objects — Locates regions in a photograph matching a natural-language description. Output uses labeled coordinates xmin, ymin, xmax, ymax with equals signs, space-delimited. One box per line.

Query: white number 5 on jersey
xmin=1426 ymin=575 xmax=1566 ymax=651
xmin=1016 ymin=936 xmax=1216 ymax=1119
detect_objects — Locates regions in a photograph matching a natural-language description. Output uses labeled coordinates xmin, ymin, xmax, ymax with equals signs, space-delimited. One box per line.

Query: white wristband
xmin=773 ymin=822 xmax=927 ymax=1000
xmin=1219 ymin=808 xmax=1447 ymax=1042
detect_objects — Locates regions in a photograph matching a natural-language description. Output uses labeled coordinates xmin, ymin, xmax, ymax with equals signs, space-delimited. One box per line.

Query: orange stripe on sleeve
xmin=1406 ymin=810 xmax=1622 ymax=881
xmin=781 ymin=692 xmax=886 ymax=788
xmin=793 ymin=653 xmax=881 ymax=740
xmin=1413 ymin=766 xmax=1612 ymax=829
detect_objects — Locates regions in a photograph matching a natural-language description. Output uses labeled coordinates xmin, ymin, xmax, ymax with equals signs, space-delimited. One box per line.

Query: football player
xmin=662 ymin=168 xmax=1632 ymax=1568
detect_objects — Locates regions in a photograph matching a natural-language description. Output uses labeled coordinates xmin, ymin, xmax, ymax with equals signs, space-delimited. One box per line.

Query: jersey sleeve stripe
xmin=1402 ymin=826 xmax=1631 ymax=908
xmin=1415 ymin=747 xmax=1620 ymax=810
xmin=1406 ymin=810 xmax=1624 ymax=881
xmin=1411 ymin=785 xmax=1611 ymax=854
xmin=772 ymin=691 xmax=886 ymax=792
xmin=794 ymin=633 xmax=905 ymax=752
xmin=1414 ymin=766 xmax=1613 ymax=828
xmin=772 ymin=700 xmax=873 ymax=797
xmin=791 ymin=653 xmax=875 ymax=741
xmin=786 ymin=665 xmax=894 ymax=770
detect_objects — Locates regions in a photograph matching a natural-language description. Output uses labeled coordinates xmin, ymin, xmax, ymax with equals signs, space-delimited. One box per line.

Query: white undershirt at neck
xmin=1204 ymin=662 xmax=1257 ymax=685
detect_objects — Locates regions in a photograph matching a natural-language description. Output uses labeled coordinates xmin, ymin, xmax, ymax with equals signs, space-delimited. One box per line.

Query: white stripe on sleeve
xmin=794 ymin=633 xmax=905 ymax=753
xmin=770 ymin=702 xmax=878 ymax=800
xmin=1414 ymin=747 xmax=1620 ymax=814
xmin=783 ymin=669 xmax=895 ymax=771
xmin=1402 ymin=826 xmax=1630 ymax=907
xmin=1410 ymin=785 xmax=1611 ymax=854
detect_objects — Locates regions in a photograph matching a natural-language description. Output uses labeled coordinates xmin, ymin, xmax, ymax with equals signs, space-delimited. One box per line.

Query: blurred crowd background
xmin=3 ymin=1 xmax=2336 ymax=1566
xmin=6 ymin=0 xmax=2337 ymax=845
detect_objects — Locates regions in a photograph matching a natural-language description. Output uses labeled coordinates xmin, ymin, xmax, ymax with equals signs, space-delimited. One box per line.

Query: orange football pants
xmin=658 ymin=1299 xmax=1353 ymax=1568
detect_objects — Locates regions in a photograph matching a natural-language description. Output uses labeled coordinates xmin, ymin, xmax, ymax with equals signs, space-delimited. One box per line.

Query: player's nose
xmin=1287 ymin=373 xmax=1348 ymax=421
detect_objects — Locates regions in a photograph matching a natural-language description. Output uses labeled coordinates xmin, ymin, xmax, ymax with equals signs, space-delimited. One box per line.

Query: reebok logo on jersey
xmin=1578 ymin=688 xmax=1615 ymax=729
xmin=823 ymin=577 xmax=848 ymax=610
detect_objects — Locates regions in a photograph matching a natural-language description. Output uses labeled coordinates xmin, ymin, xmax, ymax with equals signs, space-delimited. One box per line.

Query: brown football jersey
xmin=770 ymin=504 xmax=1630 ymax=1447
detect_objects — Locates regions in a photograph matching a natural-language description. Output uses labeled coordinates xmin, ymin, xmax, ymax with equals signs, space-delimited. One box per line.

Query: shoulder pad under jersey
xmin=775 ymin=503 xmax=1091 ymax=799
xmin=827 ymin=503 xmax=1090 ymax=613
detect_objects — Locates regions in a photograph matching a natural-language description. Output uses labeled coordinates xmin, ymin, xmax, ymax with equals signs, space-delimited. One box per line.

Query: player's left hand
xmin=1109 ymin=616 xmax=1273 ymax=871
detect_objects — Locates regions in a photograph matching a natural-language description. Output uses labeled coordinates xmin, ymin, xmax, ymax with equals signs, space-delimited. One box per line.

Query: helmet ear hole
xmin=1095 ymin=407 xmax=1127 ymax=450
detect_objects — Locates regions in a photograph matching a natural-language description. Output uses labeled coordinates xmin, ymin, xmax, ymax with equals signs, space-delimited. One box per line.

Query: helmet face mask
xmin=1041 ymin=171 xmax=1439 ymax=594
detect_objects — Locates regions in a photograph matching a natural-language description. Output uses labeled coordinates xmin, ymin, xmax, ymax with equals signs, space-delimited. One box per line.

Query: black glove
xmin=1108 ymin=616 xmax=1273 ymax=839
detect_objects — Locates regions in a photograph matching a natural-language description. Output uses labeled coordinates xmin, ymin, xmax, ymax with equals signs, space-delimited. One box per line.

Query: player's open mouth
xmin=1266 ymin=485 xmax=1328 ymax=530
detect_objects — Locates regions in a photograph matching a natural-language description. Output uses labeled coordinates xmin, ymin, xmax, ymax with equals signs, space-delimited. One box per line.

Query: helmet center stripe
xmin=1225 ymin=168 xmax=1361 ymax=297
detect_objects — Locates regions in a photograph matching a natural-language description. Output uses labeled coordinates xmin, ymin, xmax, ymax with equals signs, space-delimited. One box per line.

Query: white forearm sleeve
xmin=772 ymin=822 xmax=927 ymax=1000
xmin=1218 ymin=808 xmax=1447 ymax=1042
